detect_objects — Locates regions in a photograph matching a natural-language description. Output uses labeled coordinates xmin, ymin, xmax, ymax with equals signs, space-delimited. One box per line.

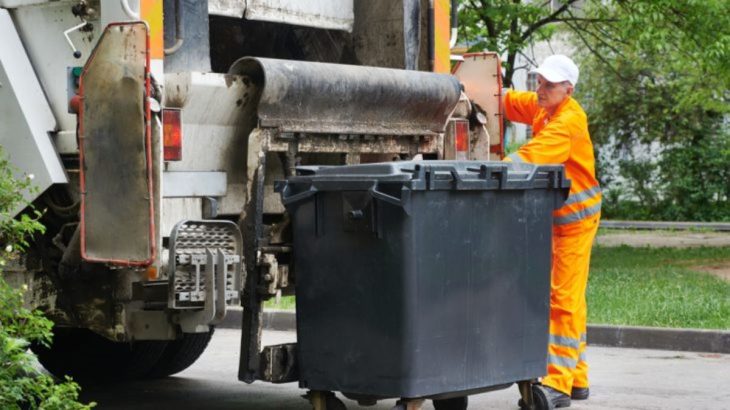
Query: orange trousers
xmin=542 ymin=214 xmax=600 ymax=395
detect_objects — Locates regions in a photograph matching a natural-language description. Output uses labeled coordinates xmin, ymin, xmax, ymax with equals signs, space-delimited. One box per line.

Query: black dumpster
xmin=276 ymin=161 xmax=570 ymax=400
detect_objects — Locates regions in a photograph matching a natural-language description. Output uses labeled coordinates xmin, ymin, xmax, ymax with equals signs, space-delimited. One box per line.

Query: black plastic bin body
xmin=276 ymin=161 xmax=570 ymax=399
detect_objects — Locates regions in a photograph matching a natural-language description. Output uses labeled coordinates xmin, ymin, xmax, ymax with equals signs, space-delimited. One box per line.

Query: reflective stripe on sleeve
xmin=554 ymin=201 xmax=602 ymax=225
xmin=564 ymin=185 xmax=602 ymax=206
xmin=580 ymin=333 xmax=587 ymax=342
xmin=549 ymin=334 xmax=581 ymax=350
xmin=548 ymin=354 xmax=578 ymax=369
xmin=579 ymin=351 xmax=587 ymax=363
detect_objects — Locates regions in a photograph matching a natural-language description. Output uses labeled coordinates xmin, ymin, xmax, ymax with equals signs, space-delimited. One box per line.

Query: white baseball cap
xmin=530 ymin=55 xmax=579 ymax=86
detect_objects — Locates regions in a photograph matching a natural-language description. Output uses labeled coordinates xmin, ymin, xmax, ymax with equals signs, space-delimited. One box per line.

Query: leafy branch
xmin=0 ymin=147 xmax=95 ymax=409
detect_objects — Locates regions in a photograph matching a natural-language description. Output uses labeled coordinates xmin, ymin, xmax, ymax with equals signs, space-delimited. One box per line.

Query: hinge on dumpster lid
xmin=167 ymin=221 xmax=244 ymax=313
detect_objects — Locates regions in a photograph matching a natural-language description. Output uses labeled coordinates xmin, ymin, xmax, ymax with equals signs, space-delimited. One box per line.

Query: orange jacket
xmin=503 ymin=90 xmax=601 ymax=227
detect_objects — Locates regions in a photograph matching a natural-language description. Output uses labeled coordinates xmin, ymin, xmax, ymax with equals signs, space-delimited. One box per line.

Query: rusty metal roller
xmin=229 ymin=57 xmax=461 ymax=136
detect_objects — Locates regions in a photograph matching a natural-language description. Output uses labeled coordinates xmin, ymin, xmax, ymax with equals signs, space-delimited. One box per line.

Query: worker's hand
xmin=502 ymin=88 xmax=512 ymax=103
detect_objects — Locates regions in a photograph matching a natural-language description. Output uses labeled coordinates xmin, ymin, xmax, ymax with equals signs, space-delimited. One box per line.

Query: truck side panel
xmin=0 ymin=9 xmax=66 ymax=216
xmin=209 ymin=0 xmax=354 ymax=32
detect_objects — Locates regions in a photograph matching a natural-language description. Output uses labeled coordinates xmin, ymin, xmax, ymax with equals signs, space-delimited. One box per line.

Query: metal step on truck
xmin=0 ymin=1 xmax=563 ymax=409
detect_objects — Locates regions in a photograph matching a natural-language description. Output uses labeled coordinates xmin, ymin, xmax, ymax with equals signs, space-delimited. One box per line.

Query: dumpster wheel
xmin=517 ymin=381 xmax=555 ymax=410
xmin=392 ymin=399 xmax=426 ymax=410
xmin=306 ymin=391 xmax=346 ymax=410
xmin=433 ymin=396 xmax=468 ymax=410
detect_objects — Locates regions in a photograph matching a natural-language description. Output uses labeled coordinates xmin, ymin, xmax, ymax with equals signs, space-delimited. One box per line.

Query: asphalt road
xmin=79 ymin=329 xmax=730 ymax=410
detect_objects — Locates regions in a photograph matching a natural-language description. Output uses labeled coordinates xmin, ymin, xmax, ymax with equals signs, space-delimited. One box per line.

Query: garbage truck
xmin=0 ymin=1 xmax=563 ymax=409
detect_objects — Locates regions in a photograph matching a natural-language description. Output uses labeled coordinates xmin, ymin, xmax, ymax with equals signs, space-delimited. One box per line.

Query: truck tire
xmin=33 ymin=328 xmax=167 ymax=383
xmin=145 ymin=328 xmax=215 ymax=378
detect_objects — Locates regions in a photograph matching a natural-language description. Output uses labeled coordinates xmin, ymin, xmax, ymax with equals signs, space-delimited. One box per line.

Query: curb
xmin=220 ymin=309 xmax=729 ymax=354
xmin=587 ymin=325 xmax=729 ymax=354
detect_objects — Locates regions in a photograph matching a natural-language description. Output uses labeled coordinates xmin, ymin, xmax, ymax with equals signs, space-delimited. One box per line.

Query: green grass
xmin=264 ymin=296 xmax=296 ymax=310
xmin=588 ymin=246 xmax=730 ymax=329
xmin=265 ymin=246 xmax=730 ymax=330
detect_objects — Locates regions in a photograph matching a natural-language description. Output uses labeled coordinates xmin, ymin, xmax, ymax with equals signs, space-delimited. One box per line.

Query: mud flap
xmin=78 ymin=22 xmax=155 ymax=266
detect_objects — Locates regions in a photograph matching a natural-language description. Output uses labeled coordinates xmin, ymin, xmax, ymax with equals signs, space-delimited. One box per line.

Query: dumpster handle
xmin=468 ymin=164 xmax=509 ymax=188
xmin=423 ymin=165 xmax=464 ymax=190
xmin=525 ymin=166 xmax=538 ymax=183
xmin=369 ymin=184 xmax=402 ymax=206
xmin=369 ymin=183 xmax=411 ymax=213
xmin=449 ymin=168 xmax=464 ymax=189
xmin=281 ymin=185 xmax=318 ymax=206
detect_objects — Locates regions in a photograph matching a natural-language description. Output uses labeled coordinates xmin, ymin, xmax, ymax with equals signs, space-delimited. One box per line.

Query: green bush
xmin=574 ymin=1 xmax=730 ymax=222
xmin=0 ymin=149 xmax=94 ymax=409
xmin=598 ymin=133 xmax=730 ymax=222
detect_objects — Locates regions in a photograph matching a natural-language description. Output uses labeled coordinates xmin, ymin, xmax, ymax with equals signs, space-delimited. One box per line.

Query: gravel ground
xmin=595 ymin=230 xmax=730 ymax=248
xmin=595 ymin=230 xmax=730 ymax=281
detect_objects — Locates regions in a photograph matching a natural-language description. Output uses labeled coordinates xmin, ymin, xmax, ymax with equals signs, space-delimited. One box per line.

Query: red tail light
xmin=163 ymin=108 xmax=182 ymax=161
xmin=454 ymin=120 xmax=469 ymax=160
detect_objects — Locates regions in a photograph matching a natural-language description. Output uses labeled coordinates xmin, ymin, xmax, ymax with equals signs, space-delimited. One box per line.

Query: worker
xmin=503 ymin=54 xmax=601 ymax=408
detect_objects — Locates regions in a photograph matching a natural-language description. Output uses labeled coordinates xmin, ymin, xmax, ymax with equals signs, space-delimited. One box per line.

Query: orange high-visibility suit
xmin=503 ymin=90 xmax=601 ymax=395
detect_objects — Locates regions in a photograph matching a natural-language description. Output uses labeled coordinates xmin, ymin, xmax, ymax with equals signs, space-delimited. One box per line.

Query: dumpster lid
xmin=285 ymin=161 xmax=570 ymax=191
xmin=276 ymin=161 xmax=570 ymax=211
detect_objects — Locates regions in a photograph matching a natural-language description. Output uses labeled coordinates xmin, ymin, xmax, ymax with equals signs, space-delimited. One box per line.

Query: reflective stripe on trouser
xmin=574 ymin=332 xmax=589 ymax=389
xmin=542 ymin=214 xmax=599 ymax=396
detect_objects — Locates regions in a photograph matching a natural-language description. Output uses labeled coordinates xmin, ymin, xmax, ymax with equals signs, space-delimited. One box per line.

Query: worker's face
xmin=536 ymin=75 xmax=573 ymax=111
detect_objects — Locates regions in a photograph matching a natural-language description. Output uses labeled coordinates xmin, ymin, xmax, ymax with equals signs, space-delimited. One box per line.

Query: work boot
xmin=571 ymin=386 xmax=589 ymax=400
xmin=544 ymin=386 xmax=571 ymax=408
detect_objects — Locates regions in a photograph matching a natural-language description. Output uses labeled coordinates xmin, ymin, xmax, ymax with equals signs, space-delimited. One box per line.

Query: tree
xmin=0 ymin=148 xmax=95 ymax=409
xmin=573 ymin=0 xmax=730 ymax=221
xmin=458 ymin=0 xmax=605 ymax=87
xmin=459 ymin=0 xmax=729 ymax=221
